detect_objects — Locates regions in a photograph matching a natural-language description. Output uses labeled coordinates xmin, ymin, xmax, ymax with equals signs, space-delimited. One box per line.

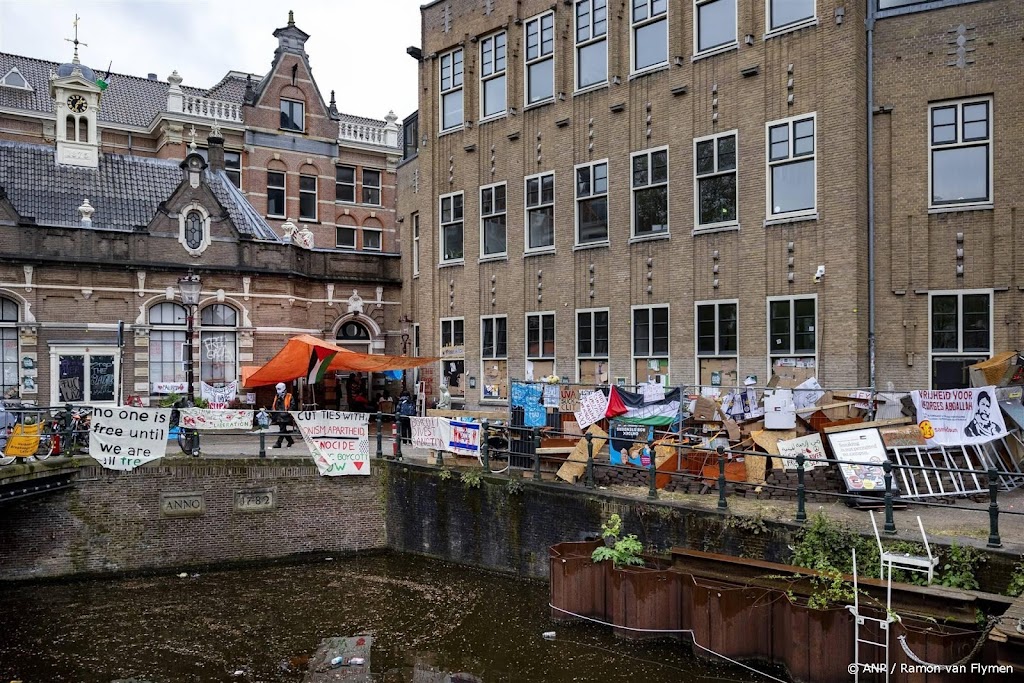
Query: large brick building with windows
xmin=397 ymin=0 xmax=1023 ymax=408
xmin=0 ymin=14 xmax=406 ymax=407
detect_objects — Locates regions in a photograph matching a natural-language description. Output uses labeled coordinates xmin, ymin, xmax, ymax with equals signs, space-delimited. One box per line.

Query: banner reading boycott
xmin=293 ymin=411 xmax=370 ymax=476
xmin=180 ymin=408 xmax=254 ymax=431
xmin=911 ymin=386 xmax=1007 ymax=446
xmin=89 ymin=405 xmax=170 ymax=471
xmin=410 ymin=416 xmax=449 ymax=450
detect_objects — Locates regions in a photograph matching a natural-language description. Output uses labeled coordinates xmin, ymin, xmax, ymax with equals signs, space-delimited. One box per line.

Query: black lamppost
xmin=400 ymin=315 xmax=411 ymax=391
xmin=177 ymin=270 xmax=202 ymax=404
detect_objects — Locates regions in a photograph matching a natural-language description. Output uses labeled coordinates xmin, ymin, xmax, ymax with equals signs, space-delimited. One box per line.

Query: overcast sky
xmin=0 ymin=0 xmax=423 ymax=120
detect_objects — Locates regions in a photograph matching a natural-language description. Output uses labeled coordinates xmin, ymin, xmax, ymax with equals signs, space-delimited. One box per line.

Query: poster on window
xmin=910 ymin=386 xmax=1006 ymax=446
xmin=293 ymin=410 xmax=370 ymax=476
xmin=200 ymin=381 xmax=238 ymax=409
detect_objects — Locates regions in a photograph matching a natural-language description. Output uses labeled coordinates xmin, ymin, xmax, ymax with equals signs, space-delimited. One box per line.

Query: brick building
xmin=0 ymin=14 xmax=405 ymax=407
xmin=397 ymin=0 xmax=1022 ymax=408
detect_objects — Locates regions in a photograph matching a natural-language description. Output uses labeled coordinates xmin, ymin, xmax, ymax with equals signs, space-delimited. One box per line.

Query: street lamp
xmin=177 ymin=270 xmax=202 ymax=404
xmin=400 ymin=315 xmax=412 ymax=391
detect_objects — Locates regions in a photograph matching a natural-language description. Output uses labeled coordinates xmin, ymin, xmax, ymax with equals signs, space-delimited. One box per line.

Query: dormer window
xmin=280 ymin=99 xmax=304 ymax=132
xmin=0 ymin=67 xmax=32 ymax=91
xmin=178 ymin=201 xmax=211 ymax=256
xmin=184 ymin=210 xmax=204 ymax=250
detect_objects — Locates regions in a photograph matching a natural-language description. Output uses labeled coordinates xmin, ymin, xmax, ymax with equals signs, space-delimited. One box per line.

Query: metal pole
xmin=533 ymin=426 xmax=542 ymax=481
xmin=395 ymin=411 xmax=403 ymax=462
xmin=259 ymin=429 xmax=266 ymax=458
xmin=796 ymin=453 xmax=807 ymax=523
xmin=717 ymin=446 xmax=728 ymax=510
xmin=883 ymin=459 xmax=896 ymax=535
xmin=481 ymin=419 xmax=490 ymax=473
xmin=584 ymin=431 xmax=595 ymax=489
xmin=375 ymin=411 xmax=383 ymax=458
xmin=647 ymin=435 xmax=658 ymax=500
xmin=186 ymin=306 xmax=195 ymax=403
xmin=987 ymin=466 xmax=1002 ymax=548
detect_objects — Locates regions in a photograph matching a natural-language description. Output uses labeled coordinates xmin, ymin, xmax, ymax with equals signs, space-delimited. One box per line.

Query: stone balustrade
xmin=180 ymin=95 xmax=244 ymax=123
xmin=340 ymin=121 xmax=399 ymax=148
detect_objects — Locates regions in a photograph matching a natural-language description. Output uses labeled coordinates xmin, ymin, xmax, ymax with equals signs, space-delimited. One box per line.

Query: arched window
xmin=148 ymin=302 xmax=187 ymax=391
xmin=200 ymin=304 xmax=238 ymax=387
xmin=79 ymin=116 xmax=88 ymax=143
xmin=336 ymin=319 xmax=371 ymax=353
xmin=0 ymin=297 xmax=19 ymax=397
xmin=66 ymin=115 xmax=76 ymax=141
xmin=184 ymin=210 xmax=204 ymax=250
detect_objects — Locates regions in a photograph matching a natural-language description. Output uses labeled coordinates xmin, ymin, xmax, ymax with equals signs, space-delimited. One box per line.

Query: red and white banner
xmin=180 ymin=408 xmax=253 ymax=431
xmin=293 ymin=410 xmax=370 ymax=476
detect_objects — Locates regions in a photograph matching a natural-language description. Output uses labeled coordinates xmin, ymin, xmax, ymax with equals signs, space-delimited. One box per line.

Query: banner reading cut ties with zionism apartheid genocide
xmin=89 ymin=405 xmax=171 ymax=471
xmin=292 ymin=410 xmax=370 ymax=476
xmin=911 ymin=386 xmax=1007 ymax=447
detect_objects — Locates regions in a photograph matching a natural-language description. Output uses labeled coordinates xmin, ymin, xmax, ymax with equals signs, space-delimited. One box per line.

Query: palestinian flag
xmin=306 ymin=346 xmax=338 ymax=384
xmin=604 ymin=386 xmax=682 ymax=426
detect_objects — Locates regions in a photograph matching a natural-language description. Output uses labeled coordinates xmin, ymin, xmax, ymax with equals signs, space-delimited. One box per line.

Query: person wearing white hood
xmin=271 ymin=382 xmax=295 ymax=448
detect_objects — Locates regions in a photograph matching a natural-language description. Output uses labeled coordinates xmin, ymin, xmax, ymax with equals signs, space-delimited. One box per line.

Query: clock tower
xmin=49 ymin=16 xmax=102 ymax=168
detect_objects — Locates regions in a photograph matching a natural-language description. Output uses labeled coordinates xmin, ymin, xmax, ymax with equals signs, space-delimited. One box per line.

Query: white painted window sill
xmin=479 ymin=254 xmax=508 ymax=263
xmin=574 ymin=240 xmax=610 ymax=251
xmin=764 ymin=212 xmax=818 ymax=227
xmin=692 ymin=43 xmax=739 ymax=63
xmin=693 ymin=223 xmax=740 ymax=236
xmin=438 ymin=260 xmax=466 ymax=269
xmin=629 ymin=232 xmax=671 ymax=244
xmin=928 ymin=203 xmax=993 ymax=214
xmin=523 ymin=99 xmax=554 ymax=113
xmin=523 ymin=248 xmax=556 ymax=258
xmin=764 ymin=17 xmax=818 ymax=41
xmin=574 ymin=83 xmax=609 ymax=97
xmin=630 ymin=64 xmax=670 ymax=81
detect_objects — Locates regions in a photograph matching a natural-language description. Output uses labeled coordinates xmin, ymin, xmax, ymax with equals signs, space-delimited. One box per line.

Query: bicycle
xmin=170 ymin=399 xmax=200 ymax=457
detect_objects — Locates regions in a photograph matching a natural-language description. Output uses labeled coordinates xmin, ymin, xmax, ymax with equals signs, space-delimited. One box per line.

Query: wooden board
xmin=749 ymin=429 xmax=798 ymax=456
xmin=823 ymin=416 xmax=911 ymax=434
xmin=426 ymin=408 xmax=507 ymax=421
xmin=556 ymin=424 xmax=608 ymax=484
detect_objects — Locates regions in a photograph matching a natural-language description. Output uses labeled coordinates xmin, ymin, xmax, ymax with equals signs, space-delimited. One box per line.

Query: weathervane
xmin=64 ymin=14 xmax=88 ymax=65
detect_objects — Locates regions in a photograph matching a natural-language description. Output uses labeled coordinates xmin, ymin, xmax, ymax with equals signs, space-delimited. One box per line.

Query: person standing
xmin=271 ymin=382 xmax=295 ymax=448
xmin=397 ymin=389 xmax=416 ymax=444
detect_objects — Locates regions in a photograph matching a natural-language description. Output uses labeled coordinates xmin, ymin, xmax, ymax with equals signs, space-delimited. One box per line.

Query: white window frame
xmin=575 ymin=159 xmax=609 ymax=246
xmin=524 ymin=11 xmax=555 ymax=107
xmin=479 ymin=31 xmax=508 ymax=121
xmin=694 ymin=0 xmax=738 ymax=58
xmin=0 ymin=67 xmax=32 ymax=91
xmin=631 ymin=304 xmax=670 ymax=385
xmin=694 ymin=299 xmax=738 ymax=382
xmin=765 ymin=112 xmax=817 ymax=221
xmin=0 ymin=297 xmax=20 ymax=398
xmin=267 ymin=170 xmax=286 ymax=218
xmin=224 ymin=150 xmax=242 ymax=188
xmin=694 ymin=130 xmax=739 ymax=232
xmin=524 ymin=171 xmax=556 ymax=253
xmin=440 ymin=317 xmax=466 ymax=401
xmin=199 ymin=304 xmax=239 ymax=388
xmin=480 ymin=182 xmax=508 ymax=259
xmin=178 ymin=201 xmax=212 ymax=257
xmin=576 ymin=307 xmax=609 ymax=383
xmin=336 ymin=165 xmax=356 ymax=203
xmin=928 ymin=97 xmax=993 ymax=209
xmin=439 ymin=48 xmax=464 ymax=133
xmin=574 ymin=0 xmax=608 ymax=91
xmin=49 ymin=345 xmax=121 ymax=405
xmin=766 ymin=294 xmax=818 ymax=377
xmin=765 ymin=0 xmax=817 ymax=36
xmin=439 ymin=191 xmax=465 ymax=264
xmin=481 ymin=315 xmax=508 ymax=402
xmin=280 ymin=98 xmax=304 ymax=132
xmin=362 ymin=168 xmax=382 ymax=206
xmin=299 ymin=174 xmax=317 ymax=221
xmin=928 ymin=289 xmax=993 ymax=389
xmin=362 ymin=227 xmax=382 ymax=251
xmin=630 ymin=146 xmax=670 ymax=239
xmin=412 ymin=212 xmax=420 ymax=277
xmin=336 ymin=225 xmax=357 ymax=250
xmin=630 ymin=0 xmax=668 ymax=75
xmin=526 ymin=312 xmax=556 ymax=380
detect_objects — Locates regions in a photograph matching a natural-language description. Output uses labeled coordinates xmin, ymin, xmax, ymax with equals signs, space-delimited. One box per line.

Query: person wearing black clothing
xmin=271 ymin=382 xmax=295 ymax=448
xmin=397 ymin=389 xmax=416 ymax=444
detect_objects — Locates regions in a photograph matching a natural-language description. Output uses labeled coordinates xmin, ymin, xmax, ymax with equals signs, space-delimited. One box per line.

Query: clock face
xmin=67 ymin=94 xmax=88 ymax=113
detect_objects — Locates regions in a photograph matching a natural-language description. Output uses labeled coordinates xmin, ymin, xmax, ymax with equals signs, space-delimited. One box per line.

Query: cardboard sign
xmin=293 ymin=411 xmax=370 ymax=476
xmin=543 ymin=384 xmax=560 ymax=408
xmin=574 ymin=390 xmax=609 ymax=429
xmin=777 ymin=433 xmax=828 ymax=470
xmin=4 ymin=422 xmax=42 ymax=457
xmin=410 ymin=416 xmax=449 ymax=450
xmin=827 ymin=428 xmax=892 ymax=493
xmin=559 ymin=386 xmax=581 ymax=413
xmin=180 ymin=408 xmax=254 ymax=431
xmin=448 ymin=420 xmax=480 ymax=457
xmin=911 ymin=387 xmax=1006 ymax=446
xmin=642 ymin=380 xmax=665 ymax=404
xmin=879 ymin=425 xmax=926 ymax=448
xmin=89 ymin=406 xmax=171 ymax=471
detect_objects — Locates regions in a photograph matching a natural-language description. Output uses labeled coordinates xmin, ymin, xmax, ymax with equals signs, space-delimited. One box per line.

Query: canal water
xmin=0 ymin=552 xmax=784 ymax=682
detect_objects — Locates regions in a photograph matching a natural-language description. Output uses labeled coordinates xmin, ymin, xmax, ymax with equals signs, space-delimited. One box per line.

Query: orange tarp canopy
xmin=243 ymin=334 xmax=436 ymax=388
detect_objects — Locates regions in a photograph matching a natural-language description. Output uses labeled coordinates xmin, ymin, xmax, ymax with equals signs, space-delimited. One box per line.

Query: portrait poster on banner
xmin=410 ymin=416 xmax=449 ymax=450
xmin=89 ymin=406 xmax=171 ymax=471
xmin=826 ymin=428 xmax=894 ymax=493
xmin=511 ymin=383 xmax=546 ymax=427
xmin=293 ymin=411 xmax=370 ymax=476
xmin=911 ymin=387 xmax=1006 ymax=446
xmin=180 ymin=408 xmax=254 ymax=431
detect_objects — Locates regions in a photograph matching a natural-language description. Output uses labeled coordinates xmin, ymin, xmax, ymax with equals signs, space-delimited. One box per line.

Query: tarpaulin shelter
xmin=243 ymin=334 xmax=437 ymax=388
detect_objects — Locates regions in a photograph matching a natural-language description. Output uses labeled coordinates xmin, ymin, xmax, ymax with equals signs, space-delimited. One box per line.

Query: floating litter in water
xmin=349 ymin=657 xmax=365 ymax=665
xmin=542 ymin=631 xmax=556 ymax=640
xmin=232 ymin=670 xmax=245 ymax=676
xmin=330 ymin=656 xmax=344 ymax=666
xmin=325 ymin=557 xmax=333 ymax=561
xmin=191 ymin=573 xmax=200 ymax=578
xmin=177 ymin=572 xmax=188 ymax=578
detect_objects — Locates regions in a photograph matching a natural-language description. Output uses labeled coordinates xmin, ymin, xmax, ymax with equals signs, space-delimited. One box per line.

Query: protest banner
xmin=89 ymin=405 xmax=170 ymax=471
xmin=574 ymin=390 xmax=609 ymax=429
xmin=293 ymin=411 xmax=370 ymax=476
xmin=911 ymin=386 xmax=1006 ymax=446
xmin=777 ymin=433 xmax=828 ymax=470
xmin=180 ymin=408 xmax=254 ymax=431
xmin=200 ymin=381 xmax=238 ymax=409
xmin=448 ymin=420 xmax=480 ymax=457
xmin=152 ymin=382 xmax=187 ymax=395
xmin=410 ymin=416 xmax=449 ymax=450
xmin=827 ymin=428 xmax=893 ymax=493
xmin=511 ymin=382 xmax=546 ymax=427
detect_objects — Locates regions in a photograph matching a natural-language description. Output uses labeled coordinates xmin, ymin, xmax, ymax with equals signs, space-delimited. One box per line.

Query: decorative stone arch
xmin=197 ymin=294 xmax=252 ymax=328
xmin=331 ymin=312 xmax=384 ymax=353
xmin=299 ymin=161 xmax=320 ymax=176
xmin=0 ymin=288 xmax=35 ymax=323
xmin=267 ymin=158 xmax=288 ymax=173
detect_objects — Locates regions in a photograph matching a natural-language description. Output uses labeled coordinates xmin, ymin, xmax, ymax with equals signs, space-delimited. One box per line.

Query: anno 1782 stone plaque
xmin=160 ymin=491 xmax=206 ymax=517
xmin=234 ymin=487 xmax=276 ymax=512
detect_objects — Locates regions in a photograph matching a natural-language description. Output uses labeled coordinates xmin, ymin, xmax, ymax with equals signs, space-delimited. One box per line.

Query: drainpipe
xmin=867 ymin=2 xmax=877 ymax=401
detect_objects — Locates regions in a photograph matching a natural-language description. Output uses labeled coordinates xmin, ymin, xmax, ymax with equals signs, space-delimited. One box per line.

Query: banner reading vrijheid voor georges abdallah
xmin=292 ymin=410 xmax=370 ymax=476
xmin=910 ymin=386 xmax=1007 ymax=447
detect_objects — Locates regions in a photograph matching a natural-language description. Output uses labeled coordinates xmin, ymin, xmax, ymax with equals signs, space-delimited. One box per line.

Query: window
xmin=631 ymin=0 xmax=668 ymax=72
xmin=0 ymin=67 xmax=31 ymax=91
xmin=633 ymin=305 xmax=669 ymax=383
xmin=412 ymin=213 xmax=420 ymax=277
xmin=631 ymin=148 xmax=669 ymax=237
xmin=440 ymin=192 xmax=464 ymax=262
xmin=362 ymin=228 xmax=382 ymax=251
xmin=149 ymin=302 xmax=186 ymax=388
xmin=527 ymin=312 xmax=556 ymax=380
xmin=695 ymin=0 xmax=736 ymax=55
xmin=362 ymin=169 xmax=382 ymax=205
xmin=52 ymin=347 xmax=117 ymax=404
xmin=336 ymin=166 xmax=355 ymax=203
xmin=0 ymin=297 xmax=19 ymax=398
xmin=577 ymin=309 xmax=609 ymax=384
xmin=576 ymin=161 xmax=608 ymax=244
xmin=525 ymin=172 xmax=555 ymax=251
xmin=183 ymin=210 xmax=204 ymax=250
xmin=525 ymin=12 xmax=555 ymax=105
xmin=267 ymin=171 xmax=286 ymax=217
xmin=200 ymin=304 xmax=238 ymax=387
xmin=440 ymin=49 xmax=464 ymax=132
xmin=280 ymin=99 xmax=304 ymax=132
xmin=224 ymin=151 xmax=241 ymax=187
xmin=336 ymin=225 xmax=356 ymax=249
xmin=402 ymin=114 xmax=419 ymax=160
xmin=930 ymin=292 xmax=991 ymax=389
xmin=697 ymin=302 xmax=738 ymax=356
xmin=767 ymin=297 xmax=816 ymax=380
xmin=481 ymin=315 xmax=508 ymax=400
xmin=441 ymin=318 xmax=466 ymax=400
xmin=299 ymin=175 xmax=317 ymax=220
xmin=480 ymin=32 xmax=507 ymax=119
xmin=767 ymin=113 xmax=816 ymax=218
xmin=930 ymin=98 xmax=991 ymax=207
xmin=767 ymin=0 xmax=815 ymax=32
xmin=695 ymin=132 xmax=738 ymax=229
xmin=575 ymin=0 xmax=608 ymax=89
xmin=480 ymin=183 xmax=507 ymax=258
